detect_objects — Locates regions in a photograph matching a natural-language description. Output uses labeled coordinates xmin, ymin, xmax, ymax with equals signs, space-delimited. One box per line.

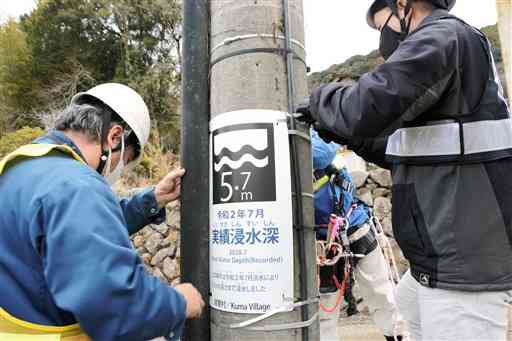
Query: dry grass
xmin=114 ymin=130 xmax=180 ymax=193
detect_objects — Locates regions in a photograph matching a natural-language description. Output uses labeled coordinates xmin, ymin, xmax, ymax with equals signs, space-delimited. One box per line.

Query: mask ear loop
xmin=382 ymin=12 xmax=393 ymax=31
xmin=103 ymin=148 xmax=113 ymax=177
xmin=102 ymin=132 xmax=125 ymax=177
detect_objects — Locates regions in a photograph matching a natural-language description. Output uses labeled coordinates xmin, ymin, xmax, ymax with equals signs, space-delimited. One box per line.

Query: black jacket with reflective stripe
xmin=310 ymin=10 xmax=512 ymax=291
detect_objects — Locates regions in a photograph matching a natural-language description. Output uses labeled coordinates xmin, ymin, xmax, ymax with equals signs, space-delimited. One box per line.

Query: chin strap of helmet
xmin=386 ymin=0 xmax=413 ymax=39
xmin=96 ymin=109 xmax=113 ymax=175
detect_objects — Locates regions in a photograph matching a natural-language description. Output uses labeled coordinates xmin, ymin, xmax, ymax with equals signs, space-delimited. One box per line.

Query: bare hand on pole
xmin=174 ymin=283 xmax=206 ymax=319
xmin=154 ymin=168 xmax=186 ymax=208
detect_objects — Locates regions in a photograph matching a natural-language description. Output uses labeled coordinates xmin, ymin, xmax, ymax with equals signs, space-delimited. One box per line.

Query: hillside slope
xmin=308 ymin=24 xmax=507 ymax=98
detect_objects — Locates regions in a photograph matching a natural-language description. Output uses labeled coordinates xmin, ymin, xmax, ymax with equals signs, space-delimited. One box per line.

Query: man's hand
xmin=174 ymin=283 xmax=205 ymax=319
xmin=295 ymin=98 xmax=316 ymax=124
xmin=316 ymin=126 xmax=350 ymax=145
xmin=154 ymin=168 xmax=186 ymax=208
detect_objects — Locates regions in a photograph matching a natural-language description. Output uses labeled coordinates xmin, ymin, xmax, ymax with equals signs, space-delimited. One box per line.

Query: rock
xmin=132 ymin=235 xmax=145 ymax=248
xmin=357 ymin=188 xmax=373 ymax=207
xmin=351 ymin=171 xmax=369 ymax=188
xmin=127 ymin=187 xmax=145 ymax=197
xmin=372 ymin=188 xmax=390 ymax=198
xmin=174 ymin=244 xmax=181 ymax=259
xmin=163 ymin=257 xmax=179 ymax=281
xmin=365 ymin=183 xmax=378 ymax=191
xmin=152 ymin=223 xmax=169 ymax=235
xmin=151 ymin=247 xmax=171 ymax=266
xmin=373 ymin=197 xmax=392 ymax=220
xmin=167 ymin=199 xmax=180 ymax=210
xmin=171 ymin=277 xmax=181 ymax=286
xmin=336 ymin=151 xmax=366 ymax=172
xmin=153 ymin=267 xmax=167 ymax=282
xmin=381 ymin=216 xmax=393 ymax=238
xmin=166 ymin=206 xmax=180 ymax=228
xmin=141 ymin=226 xmax=155 ymax=238
xmin=369 ymin=168 xmax=392 ymax=188
xmin=338 ymin=151 xmax=368 ymax=188
xmin=135 ymin=246 xmax=146 ymax=255
xmin=387 ymin=238 xmax=409 ymax=276
xmin=144 ymin=233 xmax=163 ymax=254
xmin=142 ymin=253 xmax=152 ymax=265
xmin=161 ymin=229 xmax=179 ymax=248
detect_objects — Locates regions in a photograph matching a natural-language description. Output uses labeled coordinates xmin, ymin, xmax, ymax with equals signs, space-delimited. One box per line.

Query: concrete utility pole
xmin=209 ymin=0 xmax=319 ymax=340
xmin=496 ymin=0 xmax=511 ymax=104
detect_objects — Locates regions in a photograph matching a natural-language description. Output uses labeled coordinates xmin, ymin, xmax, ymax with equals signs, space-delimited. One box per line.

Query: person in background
xmin=312 ymin=130 xmax=400 ymax=341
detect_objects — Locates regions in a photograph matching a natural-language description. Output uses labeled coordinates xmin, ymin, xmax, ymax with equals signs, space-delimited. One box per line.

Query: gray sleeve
xmin=309 ymin=21 xmax=457 ymax=140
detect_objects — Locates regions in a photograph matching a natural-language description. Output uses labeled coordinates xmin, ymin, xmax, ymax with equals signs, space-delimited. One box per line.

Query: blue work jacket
xmin=0 ymin=131 xmax=186 ymax=340
xmin=312 ymin=130 xmax=369 ymax=235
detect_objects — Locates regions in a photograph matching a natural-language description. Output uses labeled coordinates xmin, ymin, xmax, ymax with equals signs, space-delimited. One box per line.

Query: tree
xmin=112 ymin=0 xmax=183 ymax=150
xmin=17 ymin=0 xmax=183 ymax=149
xmin=0 ymin=19 xmax=36 ymax=134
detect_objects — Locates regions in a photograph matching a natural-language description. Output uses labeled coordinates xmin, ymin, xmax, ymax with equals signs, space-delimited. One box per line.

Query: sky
xmin=304 ymin=0 xmax=498 ymax=71
xmin=0 ymin=0 xmax=499 ymax=72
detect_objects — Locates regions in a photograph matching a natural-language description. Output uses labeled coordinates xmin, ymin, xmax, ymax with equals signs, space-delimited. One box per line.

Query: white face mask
xmin=104 ymin=135 xmax=125 ymax=185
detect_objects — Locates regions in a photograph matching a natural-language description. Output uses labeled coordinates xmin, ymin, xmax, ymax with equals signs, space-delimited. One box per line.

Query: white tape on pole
xmin=209 ymin=110 xmax=295 ymax=314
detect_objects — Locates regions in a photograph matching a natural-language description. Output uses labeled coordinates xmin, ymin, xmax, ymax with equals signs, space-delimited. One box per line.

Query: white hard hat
xmin=71 ymin=83 xmax=151 ymax=152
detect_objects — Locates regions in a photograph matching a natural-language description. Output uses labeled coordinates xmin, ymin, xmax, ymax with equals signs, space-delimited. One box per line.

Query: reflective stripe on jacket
xmin=0 ymin=306 xmax=89 ymax=340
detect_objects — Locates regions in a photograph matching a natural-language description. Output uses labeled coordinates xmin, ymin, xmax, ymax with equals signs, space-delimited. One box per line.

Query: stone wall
xmin=343 ymin=152 xmax=409 ymax=275
xmin=128 ymin=198 xmax=182 ymax=285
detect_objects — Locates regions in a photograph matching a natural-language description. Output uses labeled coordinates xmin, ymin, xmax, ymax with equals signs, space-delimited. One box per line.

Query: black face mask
xmin=379 ymin=12 xmax=412 ymax=60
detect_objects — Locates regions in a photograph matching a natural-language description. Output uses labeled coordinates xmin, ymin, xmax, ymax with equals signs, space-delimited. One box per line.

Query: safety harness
xmin=0 ymin=143 xmax=91 ymax=341
xmin=313 ymin=165 xmax=401 ymax=326
xmin=314 ymin=166 xmax=361 ymax=314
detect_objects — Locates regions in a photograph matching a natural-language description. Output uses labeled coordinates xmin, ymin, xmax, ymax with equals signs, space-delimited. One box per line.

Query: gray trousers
xmin=396 ymin=269 xmax=512 ymax=341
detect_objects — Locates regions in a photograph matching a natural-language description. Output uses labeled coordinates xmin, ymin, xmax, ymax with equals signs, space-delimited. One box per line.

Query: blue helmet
xmin=311 ymin=130 xmax=339 ymax=171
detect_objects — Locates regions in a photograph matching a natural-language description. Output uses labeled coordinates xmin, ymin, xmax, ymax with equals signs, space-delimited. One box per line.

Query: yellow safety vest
xmin=0 ymin=143 xmax=91 ymax=341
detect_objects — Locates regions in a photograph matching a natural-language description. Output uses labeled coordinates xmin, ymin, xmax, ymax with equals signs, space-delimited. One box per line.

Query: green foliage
xmin=308 ymin=50 xmax=382 ymax=90
xmin=0 ymin=20 xmax=37 ymax=133
xmin=481 ymin=24 xmax=507 ymax=96
xmin=0 ymin=0 xmax=183 ymax=151
xmin=21 ymin=0 xmax=121 ymax=87
xmin=129 ymin=63 xmax=182 ymax=151
xmin=482 ymin=25 xmax=502 ymax=63
xmin=0 ymin=127 xmax=45 ymax=159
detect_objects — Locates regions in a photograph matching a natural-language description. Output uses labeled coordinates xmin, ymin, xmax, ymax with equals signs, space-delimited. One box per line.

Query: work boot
xmin=384 ymin=336 xmax=402 ymax=341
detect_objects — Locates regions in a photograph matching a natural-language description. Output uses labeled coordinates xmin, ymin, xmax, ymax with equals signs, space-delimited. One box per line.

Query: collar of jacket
xmin=408 ymin=9 xmax=452 ymax=35
xmin=34 ymin=130 xmax=88 ymax=163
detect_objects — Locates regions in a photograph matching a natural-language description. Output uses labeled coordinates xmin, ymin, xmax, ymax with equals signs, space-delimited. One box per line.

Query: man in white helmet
xmin=297 ymin=0 xmax=512 ymax=340
xmin=0 ymin=83 xmax=204 ymax=341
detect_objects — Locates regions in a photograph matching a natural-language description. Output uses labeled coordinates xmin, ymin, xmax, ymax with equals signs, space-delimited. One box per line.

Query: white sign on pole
xmin=209 ymin=110 xmax=294 ymax=314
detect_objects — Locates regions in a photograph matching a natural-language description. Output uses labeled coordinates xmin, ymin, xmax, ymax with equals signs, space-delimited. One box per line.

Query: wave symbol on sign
xmin=214 ymin=129 xmax=270 ymax=172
